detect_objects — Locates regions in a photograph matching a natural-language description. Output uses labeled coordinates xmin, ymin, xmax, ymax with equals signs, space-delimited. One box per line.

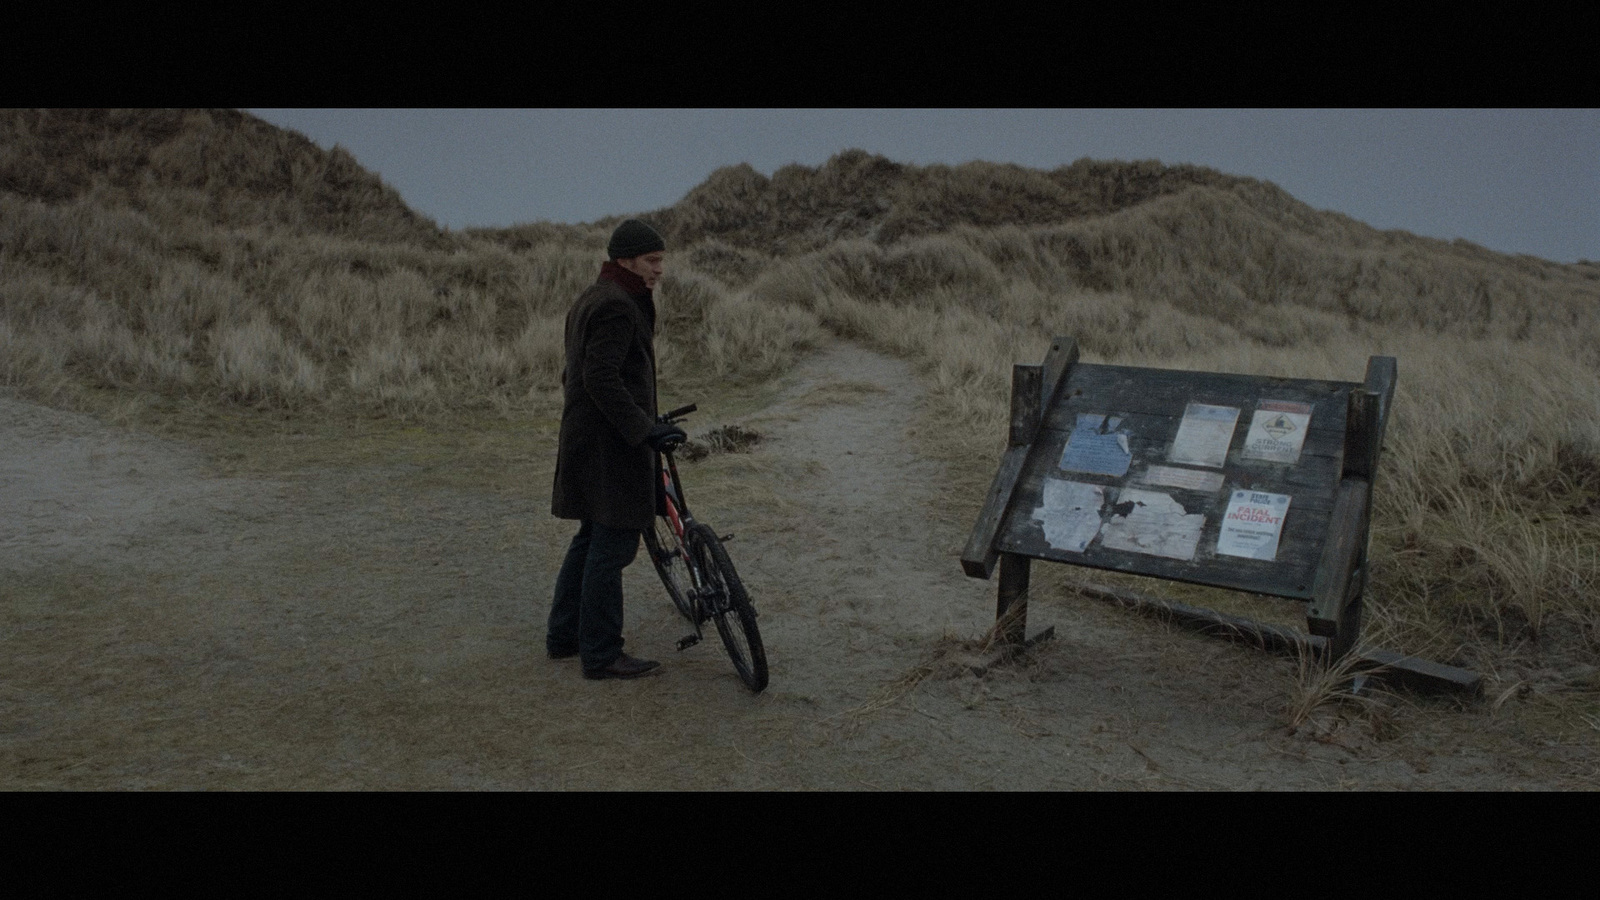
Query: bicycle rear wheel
xmin=644 ymin=519 xmax=696 ymax=624
xmin=688 ymin=523 xmax=768 ymax=693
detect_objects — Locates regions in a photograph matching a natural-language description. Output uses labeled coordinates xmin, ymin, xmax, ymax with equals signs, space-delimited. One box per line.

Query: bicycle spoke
xmin=689 ymin=523 xmax=768 ymax=692
xmin=645 ymin=520 xmax=696 ymax=624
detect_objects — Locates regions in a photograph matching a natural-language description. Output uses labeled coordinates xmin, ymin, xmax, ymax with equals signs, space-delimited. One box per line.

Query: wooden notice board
xmin=963 ymin=337 xmax=1396 ymax=660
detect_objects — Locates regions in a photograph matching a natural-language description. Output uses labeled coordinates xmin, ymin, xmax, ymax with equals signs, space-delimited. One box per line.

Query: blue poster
xmin=1059 ymin=413 xmax=1132 ymax=477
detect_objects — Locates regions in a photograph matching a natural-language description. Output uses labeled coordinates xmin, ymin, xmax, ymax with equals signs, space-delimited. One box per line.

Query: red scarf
xmin=598 ymin=260 xmax=650 ymax=298
xmin=597 ymin=260 xmax=656 ymax=333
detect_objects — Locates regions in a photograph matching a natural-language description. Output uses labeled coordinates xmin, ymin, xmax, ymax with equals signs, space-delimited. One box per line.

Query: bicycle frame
xmin=645 ymin=403 xmax=769 ymax=692
xmin=660 ymin=452 xmax=693 ymax=543
xmin=656 ymin=435 xmax=712 ymax=634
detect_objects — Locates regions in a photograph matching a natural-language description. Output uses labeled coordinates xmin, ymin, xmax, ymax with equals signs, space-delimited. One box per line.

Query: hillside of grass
xmin=3 ymin=107 xmax=1597 ymax=670
xmin=1 ymin=108 xmax=445 ymax=245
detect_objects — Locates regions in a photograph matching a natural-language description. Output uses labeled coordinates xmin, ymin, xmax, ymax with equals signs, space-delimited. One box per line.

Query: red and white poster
xmin=1216 ymin=490 xmax=1291 ymax=561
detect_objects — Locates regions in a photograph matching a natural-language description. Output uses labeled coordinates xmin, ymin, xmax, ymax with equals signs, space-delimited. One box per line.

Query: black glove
xmin=645 ymin=422 xmax=687 ymax=451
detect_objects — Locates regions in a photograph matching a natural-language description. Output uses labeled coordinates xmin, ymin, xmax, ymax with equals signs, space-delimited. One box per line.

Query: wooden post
xmin=1040 ymin=338 xmax=1078 ymax=422
xmin=996 ymin=552 xmax=1031 ymax=646
xmin=1308 ymin=380 xmax=1382 ymax=658
xmin=1310 ymin=357 xmax=1395 ymax=660
xmin=1328 ymin=567 xmax=1366 ymax=661
xmin=997 ymin=367 xmax=1040 ymax=645
xmin=961 ymin=338 xmax=1079 ymax=580
xmin=1010 ymin=364 xmax=1042 ymax=448
xmin=1343 ymin=388 xmax=1382 ymax=479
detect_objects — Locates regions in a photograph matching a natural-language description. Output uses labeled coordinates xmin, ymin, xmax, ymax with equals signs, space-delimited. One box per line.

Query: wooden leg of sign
xmin=1326 ymin=566 xmax=1367 ymax=661
xmin=996 ymin=552 xmax=1031 ymax=646
xmin=1332 ymin=594 xmax=1363 ymax=661
xmin=1308 ymin=480 xmax=1369 ymax=658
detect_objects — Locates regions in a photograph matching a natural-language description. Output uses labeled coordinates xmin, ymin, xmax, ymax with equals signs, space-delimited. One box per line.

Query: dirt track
xmin=3 ymin=340 xmax=1594 ymax=789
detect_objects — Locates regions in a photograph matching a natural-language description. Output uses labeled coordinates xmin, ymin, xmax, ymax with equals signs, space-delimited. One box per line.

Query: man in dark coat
xmin=547 ymin=219 xmax=684 ymax=680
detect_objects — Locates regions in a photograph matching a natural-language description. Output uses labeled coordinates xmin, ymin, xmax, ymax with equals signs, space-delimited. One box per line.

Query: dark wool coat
xmin=550 ymin=263 xmax=660 ymax=530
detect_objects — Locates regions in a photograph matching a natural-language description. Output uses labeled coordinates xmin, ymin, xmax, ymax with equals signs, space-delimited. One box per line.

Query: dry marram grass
xmin=4 ymin=109 xmax=1599 ymax=686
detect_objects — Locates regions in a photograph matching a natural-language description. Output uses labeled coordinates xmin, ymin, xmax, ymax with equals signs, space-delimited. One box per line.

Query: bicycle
xmin=642 ymin=403 xmax=769 ymax=693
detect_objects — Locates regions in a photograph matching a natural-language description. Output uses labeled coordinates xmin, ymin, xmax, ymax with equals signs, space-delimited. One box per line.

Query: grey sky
xmin=246 ymin=109 xmax=1599 ymax=264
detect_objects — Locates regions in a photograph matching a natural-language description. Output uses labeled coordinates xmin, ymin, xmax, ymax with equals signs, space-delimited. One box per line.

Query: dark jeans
xmin=547 ymin=520 xmax=640 ymax=671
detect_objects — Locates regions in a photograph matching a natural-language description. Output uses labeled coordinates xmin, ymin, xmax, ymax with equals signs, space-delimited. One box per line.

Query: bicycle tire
xmin=687 ymin=522 xmax=768 ymax=693
xmin=643 ymin=519 xmax=697 ymax=624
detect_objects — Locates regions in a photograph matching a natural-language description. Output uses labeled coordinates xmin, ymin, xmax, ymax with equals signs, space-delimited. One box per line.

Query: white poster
xmin=1167 ymin=403 xmax=1239 ymax=469
xmin=1216 ymin=490 xmax=1292 ymax=561
xmin=1241 ymin=400 xmax=1313 ymax=465
xmin=1031 ymin=478 xmax=1104 ymax=554
xmin=1098 ymin=488 xmax=1206 ymax=561
xmin=1139 ymin=464 xmax=1226 ymax=494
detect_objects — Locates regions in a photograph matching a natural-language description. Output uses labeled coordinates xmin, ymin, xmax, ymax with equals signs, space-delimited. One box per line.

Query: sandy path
xmin=1 ymin=342 xmax=1593 ymax=790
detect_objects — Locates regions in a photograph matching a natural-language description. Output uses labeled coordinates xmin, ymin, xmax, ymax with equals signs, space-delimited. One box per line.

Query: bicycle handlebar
xmin=660 ymin=403 xmax=697 ymax=424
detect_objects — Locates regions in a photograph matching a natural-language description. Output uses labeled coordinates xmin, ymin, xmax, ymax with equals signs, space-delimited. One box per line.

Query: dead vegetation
xmin=677 ymin=423 xmax=763 ymax=462
xmin=3 ymin=108 xmax=1599 ymax=732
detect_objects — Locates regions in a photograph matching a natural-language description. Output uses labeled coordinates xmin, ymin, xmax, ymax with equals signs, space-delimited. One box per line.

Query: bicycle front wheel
xmin=688 ymin=523 xmax=768 ymax=693
xmin=644 ymin=519 xmax=696 ymax=624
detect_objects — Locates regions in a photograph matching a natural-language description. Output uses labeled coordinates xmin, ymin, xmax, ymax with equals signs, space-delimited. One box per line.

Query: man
xmin=547 ymin=218 xmax=685 ymax=680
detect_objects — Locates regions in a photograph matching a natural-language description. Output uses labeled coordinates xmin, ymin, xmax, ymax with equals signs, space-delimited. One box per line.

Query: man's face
xmin=618 ymin=251 xmax=665 ymax=290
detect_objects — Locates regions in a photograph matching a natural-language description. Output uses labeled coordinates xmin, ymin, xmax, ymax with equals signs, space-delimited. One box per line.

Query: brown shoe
xmin=583 ymin=653 xmax=661 ymax=680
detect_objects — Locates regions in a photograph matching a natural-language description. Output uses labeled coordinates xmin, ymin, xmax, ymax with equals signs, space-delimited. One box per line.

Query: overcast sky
xmin=246 ymin=109 xmax=1599 ymax=264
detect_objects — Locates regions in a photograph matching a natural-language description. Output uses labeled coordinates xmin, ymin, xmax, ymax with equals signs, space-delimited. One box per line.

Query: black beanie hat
xmin=607 ymin=219 xmax=666 ymax=260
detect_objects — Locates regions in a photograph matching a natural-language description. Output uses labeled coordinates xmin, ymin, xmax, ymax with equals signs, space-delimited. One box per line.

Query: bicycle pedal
xmin=676 ymin=634 xmax=700 ymax=651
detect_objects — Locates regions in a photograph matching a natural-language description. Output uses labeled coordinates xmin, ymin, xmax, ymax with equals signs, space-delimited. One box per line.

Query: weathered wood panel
xmin=1041 ymin=365 xmax=1353 ymax=435
xmin=960 ymin=340 xmax=1081 ymax=580
xmin=960 ymin=444 xmax=1031 ymax=579
xmin=1307 ymin=479 xmax=1371 ymax=635
xmin=987 ymin=360 xmax=1360 ymax=600
xmin=967 ymin=341 xmax=1403 ymax=668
